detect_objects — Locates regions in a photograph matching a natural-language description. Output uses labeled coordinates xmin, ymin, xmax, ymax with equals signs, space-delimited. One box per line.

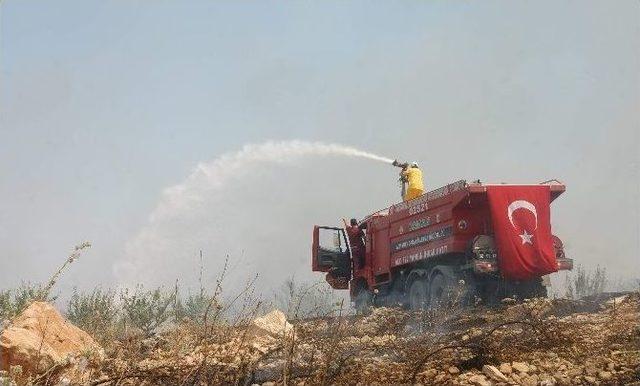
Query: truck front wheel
xmin=355 ymin=290 xmax=373 ymax=315
xmin=408 ymin=278 xmax=428 ymax=310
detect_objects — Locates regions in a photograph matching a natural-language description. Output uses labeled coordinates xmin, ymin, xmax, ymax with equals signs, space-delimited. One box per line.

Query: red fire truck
xmin=312 ymin=180 xmax=573 ymax=312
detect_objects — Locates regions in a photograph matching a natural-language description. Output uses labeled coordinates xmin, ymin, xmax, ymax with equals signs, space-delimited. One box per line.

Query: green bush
xmin=173 ymin=291 xmax=211 ymax=323
xmin=0 ymin=289 xmax=12 ymax=321
xmin=66 ymin=287 xmax=118 ymax=337
xmin=120 ymin=286 xmax=176 ymax=336
xmin=0 ymin=282 xmax=53 ymax=321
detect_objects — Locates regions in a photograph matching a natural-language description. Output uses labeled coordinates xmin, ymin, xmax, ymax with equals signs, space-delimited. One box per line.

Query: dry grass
xmin=19 ymin=291 xmax=631 ymax=386
xmin=2 ymin=249 xmax=638 ymax=386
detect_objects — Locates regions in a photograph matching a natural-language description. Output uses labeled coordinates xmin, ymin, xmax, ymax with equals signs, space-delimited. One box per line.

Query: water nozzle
xmin=392 ymin=159 xmax=408 ymax=168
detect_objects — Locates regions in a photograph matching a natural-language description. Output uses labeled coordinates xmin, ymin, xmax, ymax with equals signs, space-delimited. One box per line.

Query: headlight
xmin=476 ymin=251 xmax=497 ymax=260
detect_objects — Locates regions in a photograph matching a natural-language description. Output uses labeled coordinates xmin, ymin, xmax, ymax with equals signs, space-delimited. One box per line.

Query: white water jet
xmin=115 ymin=140 xmax=393 ymax=288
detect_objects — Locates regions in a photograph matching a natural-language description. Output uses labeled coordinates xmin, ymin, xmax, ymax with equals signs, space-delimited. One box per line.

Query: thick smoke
xmin=114 ymin=140 xmax=394 ymax=291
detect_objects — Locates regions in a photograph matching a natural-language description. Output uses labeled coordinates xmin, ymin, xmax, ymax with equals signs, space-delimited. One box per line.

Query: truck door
xmin=312 ymin=226 xmax=351 ymax=284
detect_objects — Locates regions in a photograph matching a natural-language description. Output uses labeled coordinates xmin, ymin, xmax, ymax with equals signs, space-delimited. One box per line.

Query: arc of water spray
xmin=148 ymin=140 xmax=393 ymax=222
xmin=116 ymin=140 xmax=393 ymax=283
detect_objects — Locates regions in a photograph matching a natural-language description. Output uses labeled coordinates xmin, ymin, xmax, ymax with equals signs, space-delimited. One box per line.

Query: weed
xmin=66 ymin=287 xmax=118 ymax=338
xmin=120 ymin=286 xmax=177 ymax=336
xmin=0 ymin=282 xmax=52 ymax=321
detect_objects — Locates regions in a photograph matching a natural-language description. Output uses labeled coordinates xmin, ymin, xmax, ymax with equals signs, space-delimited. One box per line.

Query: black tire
xmin=429 ymin=273 xmax=454 ymax=309
xmin=517 ymin=279 xmax=547 ymax=300
xmin=355 ymin=290 xmax=373 ymax=315
xmin=408 ymin=278 xmax=429 ymax=311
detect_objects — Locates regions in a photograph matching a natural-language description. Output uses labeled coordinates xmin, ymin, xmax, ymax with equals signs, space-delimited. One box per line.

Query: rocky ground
xmin=1 ymin=293 xmax=639 ymax=385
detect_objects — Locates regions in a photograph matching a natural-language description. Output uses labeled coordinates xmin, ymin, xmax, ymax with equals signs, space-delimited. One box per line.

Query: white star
xmin=519 ymin=230 xmax=534 ymax=245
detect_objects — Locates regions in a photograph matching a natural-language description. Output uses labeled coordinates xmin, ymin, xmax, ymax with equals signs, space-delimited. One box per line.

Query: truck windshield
xmin=318 ymin=228 xmax=348 ymax=253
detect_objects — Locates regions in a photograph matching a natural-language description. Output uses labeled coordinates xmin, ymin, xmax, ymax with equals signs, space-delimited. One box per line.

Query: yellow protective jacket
xmin=402 ymin=167 xmax=425 ymax=201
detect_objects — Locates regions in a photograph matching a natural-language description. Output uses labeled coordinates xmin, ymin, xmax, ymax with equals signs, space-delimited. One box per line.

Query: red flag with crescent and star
xmin=487 ymin=185 xmax=558 ymax=280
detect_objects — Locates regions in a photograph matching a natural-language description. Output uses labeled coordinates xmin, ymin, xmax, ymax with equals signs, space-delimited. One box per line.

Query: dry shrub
xmin=565 ymin=265 xmax=608 ymax=299
xmin=66 ymin=287 xmax=118 ymax=341
xmin=274 ymin=276 xmax=345 ymax=320
xmin=119 ymin=286 xmax=177 ymax=337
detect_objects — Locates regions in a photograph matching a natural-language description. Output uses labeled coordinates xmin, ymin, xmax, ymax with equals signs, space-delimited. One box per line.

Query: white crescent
xmin=507 ymin=200 xmax=538 ymax=230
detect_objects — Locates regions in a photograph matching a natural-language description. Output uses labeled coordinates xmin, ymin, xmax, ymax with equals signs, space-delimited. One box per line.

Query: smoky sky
xmin=1 ymin=1 xmax=638 ymax=297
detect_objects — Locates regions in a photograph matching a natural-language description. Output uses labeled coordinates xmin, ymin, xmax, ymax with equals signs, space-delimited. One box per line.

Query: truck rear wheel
xmin=429 ymin=273 xmax=455 ymax=309
xmin=408 ymin=278 xmax=428 ymax=310
xmin=516 ymin=279 xmax=547 ymax=300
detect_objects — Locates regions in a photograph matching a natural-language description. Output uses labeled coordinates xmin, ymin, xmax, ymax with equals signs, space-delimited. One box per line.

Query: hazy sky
xmin=1 ymin=1 xmax=638 ymax=297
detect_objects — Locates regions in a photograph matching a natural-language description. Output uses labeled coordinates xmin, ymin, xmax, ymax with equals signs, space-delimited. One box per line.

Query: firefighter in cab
xmin=392 ymin=160 xmax=424 ymax=201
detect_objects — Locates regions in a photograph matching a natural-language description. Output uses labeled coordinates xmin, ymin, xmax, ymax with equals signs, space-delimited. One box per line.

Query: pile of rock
xmin=416 ymin=356 xmax=636 ymax=386
xmin=247 ymin=309 xmax=295 ymax=354
xmin=1 ymin=302 xmax=101 ymax=383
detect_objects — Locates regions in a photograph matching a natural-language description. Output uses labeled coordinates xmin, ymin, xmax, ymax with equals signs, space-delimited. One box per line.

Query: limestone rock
xmin=0 ymin=302 xmax=100 ymax=376
xmin=483 ymin=364 xmax=508 ymax=382
xmin=469 ymin=374 xmax=491 ymax=386
xmin=597 ymin=370 xmax=612 ymax=380
xmin=499 ymin=362 xmax=512 ymax=374
xmin=418 ymin=368 xmax=438 ymax=379
xmin=585 ymin=364 xmax=598 ymax=376
xmin=522 ymin=374 xmax=539 ymax=386
xmin=247 ymin=309 xmax=295 ymax=355
xmin=512 ymin=361 xmax=530 ymax=373
xmin=605 ymin=294 xmax=629 ymax=307
xmin=248 ymin=309 xmax=294 ymax=339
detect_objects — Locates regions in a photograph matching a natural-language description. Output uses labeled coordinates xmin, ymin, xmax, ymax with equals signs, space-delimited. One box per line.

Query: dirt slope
xmin=12 ymin=294 xmax=640 ymax=385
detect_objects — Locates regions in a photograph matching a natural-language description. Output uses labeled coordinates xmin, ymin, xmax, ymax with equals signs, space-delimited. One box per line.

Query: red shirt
xmin=346 ymin=225 xmax=365 ymax=255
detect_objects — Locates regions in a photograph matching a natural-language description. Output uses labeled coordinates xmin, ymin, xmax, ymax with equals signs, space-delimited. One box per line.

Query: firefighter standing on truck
xmin=393 ymin=160 xmax=425 ymax=201
xmin=344 ymin=218 xmax=366 ymax=269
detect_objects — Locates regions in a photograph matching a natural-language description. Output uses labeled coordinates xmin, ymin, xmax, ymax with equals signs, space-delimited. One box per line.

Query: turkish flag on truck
xmin=487 ymin=185 xmax=558 ymax=280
